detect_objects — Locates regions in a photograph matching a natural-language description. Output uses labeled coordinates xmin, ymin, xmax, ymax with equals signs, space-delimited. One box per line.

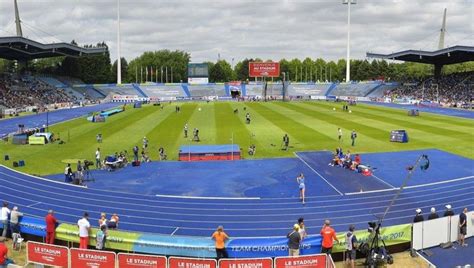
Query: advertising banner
xmin=70 ymin=248 xmax=116 ymax=268
xmin=219 ymin=258 xmax=272 ymax=268
xmin=27 ymin=241 xmax=69 ymax=268
xmin=28 ymin=136 xmax=46 ymax=145
xmin=118 ymin=253 xmax=167 ymax=268
xmin=56 ymin=223 xmax=139 ymax=251
xmin=169 ymin=257 xmax=217 ymax=268
xmin=332 ymin=223 xmax=412 ymax=253
xmin=249 ymin=62 xmax=280 ymax=77
xmin=274 ymin=254 xmax=327 ymax=268
xmin=49 ymin=222 xmax=410 ymax=258
xmin=227 ymin=235 xmax=322 ymax=258
xmin=20 ymin=217 xmax=46 ymax=236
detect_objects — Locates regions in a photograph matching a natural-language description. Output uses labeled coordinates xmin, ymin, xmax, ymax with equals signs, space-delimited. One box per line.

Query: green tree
xmin=234 ymin=58 xmax=253 ymax=82
xmin=127 ymin=50 xmax=190 ymax=83
xmin=209 ymin=60 xmax=234 ymax=82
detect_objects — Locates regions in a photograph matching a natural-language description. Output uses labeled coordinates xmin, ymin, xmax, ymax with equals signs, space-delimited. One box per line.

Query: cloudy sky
xmin=1 ymin=0 xmax=473 ymax=63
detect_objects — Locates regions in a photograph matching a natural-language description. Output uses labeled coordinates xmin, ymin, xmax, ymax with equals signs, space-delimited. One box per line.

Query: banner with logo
xmin=117 ymin=253 xmax=167 ymax=268
xmin=249 ymin=62 xmax=280 ymax=77
xmin=20 ymin=217 xmax=46 ymax=237
xmin=332 ymin=223 xmax=412 ymax=253
xmin=274 ymin=254 xmax=327 ymax=268
xmin=56 ymin=223 xmax=139 ymax=251
xmin=227 ymin=235 xmax=322 ymax=258
xmin=27 ymin=241 xmax=69 ymax=268
xmin=70 ymin=248 xmax=116 ymax=268
xmin=36 ymin=221 xmax=410 ymax=258
xmin=168 ymin=257 xmax=217 ymax=268
xmin=219 ymin=258 xmax=272 ymax=268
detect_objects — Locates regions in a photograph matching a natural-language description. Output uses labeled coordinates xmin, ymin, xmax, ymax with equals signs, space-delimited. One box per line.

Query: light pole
xmin=116 ymin=0 xmax=122 ymax=84
xmin=343 ymin=0 xmax=356 ymax=83
xmin=282 ymin=72 xmax=286 ymax=101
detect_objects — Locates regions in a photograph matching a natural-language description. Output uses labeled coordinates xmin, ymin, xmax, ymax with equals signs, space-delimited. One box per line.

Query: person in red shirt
xmin=45 ymin=210 xmax=57 ymax=244
xmin=0 ymin=239 xmax=14 ymax=266
xmin=320 ymin=219 xmax=338 ymax=254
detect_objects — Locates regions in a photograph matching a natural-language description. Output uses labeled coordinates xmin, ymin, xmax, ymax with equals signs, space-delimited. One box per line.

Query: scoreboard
xmin=188 ymin=63 xmax=209 ymax=78
xmin=390 ymin=130 xmax=409 ymax=143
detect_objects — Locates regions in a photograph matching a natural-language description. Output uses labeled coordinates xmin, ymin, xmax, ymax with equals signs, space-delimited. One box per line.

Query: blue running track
xmin=2 ymin=149 xmax=473 ymax=238
xmin=362 ymin=101 xmax=474 ymax=119
xmin=0 ymin=103 xmax=120 ymax=138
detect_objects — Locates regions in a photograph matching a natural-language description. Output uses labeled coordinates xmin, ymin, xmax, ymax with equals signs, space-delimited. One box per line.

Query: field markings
xmin=294 ymin=152 xmax=344 ymax=196
xmin=155 ymin=194 xmax=261 ymax=200
xmin=27 ymin=201 xmax=42 ymax=208
xmin=170 ymin=227 xmax=180 ymax=236
xmin=283 ymin=101 xmax=401 ymax=150
xmin=346 ymin=175 xmax=474 ymax=195
xmin=371 ymin=174 xmax=396 ymax=189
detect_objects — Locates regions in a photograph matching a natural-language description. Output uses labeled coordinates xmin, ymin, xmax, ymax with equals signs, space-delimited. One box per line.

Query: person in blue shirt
xmin=296 ymin=173 xmax=306 ymax=204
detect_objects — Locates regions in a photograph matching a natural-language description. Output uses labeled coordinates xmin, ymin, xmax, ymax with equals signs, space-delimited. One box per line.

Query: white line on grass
xmin=155 ymin=194 xmax=260 ymax=200
xmin=294 ymin=152 xmax=344 ymax=196
xmin=345 ymin=175 xmax=474 ymax=195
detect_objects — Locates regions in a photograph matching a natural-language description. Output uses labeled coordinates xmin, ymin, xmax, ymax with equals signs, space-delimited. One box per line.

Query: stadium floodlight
xmin=343 ymin=0 xmax=356 ymax=83
xmin=117 ymin=0 xmax=122 ymax=85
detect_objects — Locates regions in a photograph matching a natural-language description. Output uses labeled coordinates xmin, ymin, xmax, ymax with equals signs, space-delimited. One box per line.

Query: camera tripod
xmin=365 ymin=222 xmax=393 ymax=267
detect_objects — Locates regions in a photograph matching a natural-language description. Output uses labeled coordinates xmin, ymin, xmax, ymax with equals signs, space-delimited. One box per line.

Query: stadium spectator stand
xmin=385 ymin=71 xmax=473 ymax=108
xmin=139 ymin=84 xmax=187 ymax=99
xmin=0 ymin=73 xmax=75 ymax=109
xmin=330 ymin=81 xmax=384 ymax=97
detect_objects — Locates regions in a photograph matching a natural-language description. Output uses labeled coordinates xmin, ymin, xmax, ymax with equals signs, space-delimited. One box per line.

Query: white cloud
xmin=0 ymin=0 xmax=472 ymax=63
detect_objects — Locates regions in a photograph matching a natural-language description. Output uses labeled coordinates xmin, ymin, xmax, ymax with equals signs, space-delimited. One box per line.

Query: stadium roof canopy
xmin=0 ymin=36 xmax=106 ymax=61
xmin=366 ymin=45 xmax=474 ymax=65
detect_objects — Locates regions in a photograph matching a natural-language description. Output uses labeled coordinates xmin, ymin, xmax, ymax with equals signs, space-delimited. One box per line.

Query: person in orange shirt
xmin=211 ymin=225 xmax=229 ymax=260
xmin=320 ymin=219 xmax=338 ymax=254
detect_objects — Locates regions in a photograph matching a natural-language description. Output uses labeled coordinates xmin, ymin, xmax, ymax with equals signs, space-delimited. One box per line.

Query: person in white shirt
xmin=77 ymin=212 xmax=91 ymax=249
xmin=95 ymin=148 xmax=101 ymax=169
xmin=1 ymin=202 xmax=10 ymax=238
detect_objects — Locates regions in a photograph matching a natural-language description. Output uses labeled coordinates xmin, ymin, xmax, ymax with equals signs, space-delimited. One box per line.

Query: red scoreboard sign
xmin=249 ymin=62 xmax=280 ymax=77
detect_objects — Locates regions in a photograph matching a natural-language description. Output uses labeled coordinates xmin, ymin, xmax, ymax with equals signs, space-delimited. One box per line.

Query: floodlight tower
xmin=14 ymin=0 xmax=23 ymax=37
xmin=117 ymin=0 xmax=122 ymax=84
xmin=438 ymin=8 xmax=447 ymax=49
xmin=343 ymin=0 xmax=356 ymax=83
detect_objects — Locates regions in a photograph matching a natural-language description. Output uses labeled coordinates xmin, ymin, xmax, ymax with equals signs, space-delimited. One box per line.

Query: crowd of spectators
xmin=384 ymin=72 xmax=473 ymax=108
xmin=0 ymin=73 xmax=75 ymax=109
